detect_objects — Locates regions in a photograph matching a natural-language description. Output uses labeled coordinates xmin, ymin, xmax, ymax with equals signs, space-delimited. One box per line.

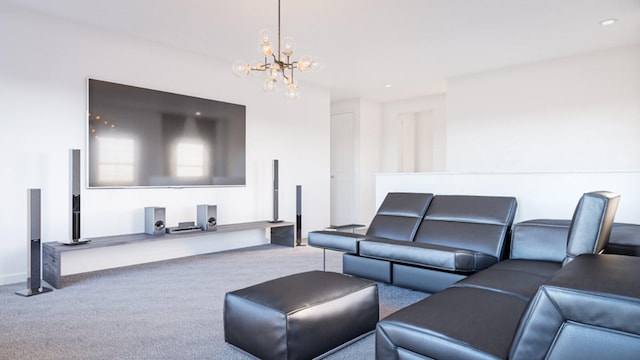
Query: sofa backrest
xmin=365 ymin=192 xmax=434 ymax=242
xmin=510 ymin=191 xmax=620 ymax=264
xmin=563 ymin=191 xmax=620 ymax=265
xmin=413 ymin=195 xmax=518 ymax=259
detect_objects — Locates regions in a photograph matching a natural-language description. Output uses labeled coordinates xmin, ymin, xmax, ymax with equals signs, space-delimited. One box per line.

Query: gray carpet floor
xmin=0 ymin=244 xmax=428 ymax=359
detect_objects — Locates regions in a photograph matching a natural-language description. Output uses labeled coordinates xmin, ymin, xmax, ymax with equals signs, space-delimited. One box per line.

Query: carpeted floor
xmin=0 ymin=244 xmax=428 ymax=359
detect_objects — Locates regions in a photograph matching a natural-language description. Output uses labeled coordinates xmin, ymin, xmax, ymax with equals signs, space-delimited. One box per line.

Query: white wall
xmin=446 ymin=45 xmax=640 ymax=172
xmin=0 ymin=4 xmax=330 ymax=285
xmin=376 ymin=45 xmax=640 ymax=225
xmin=381 ymin=95 xmax=447 ymax=172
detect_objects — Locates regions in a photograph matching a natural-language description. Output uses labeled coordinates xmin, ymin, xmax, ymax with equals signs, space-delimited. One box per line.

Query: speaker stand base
xmin=15 ymin=287 xmax=53 ymax=297
xmin=64 ymin=238 xmax=91 ymax=246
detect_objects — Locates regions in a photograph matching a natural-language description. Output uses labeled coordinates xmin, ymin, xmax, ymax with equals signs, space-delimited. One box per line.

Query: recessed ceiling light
xmin=384 ymin=84 xmax=392 ymax=88
xmin=600 ymin=18 xmax=617 ymax=26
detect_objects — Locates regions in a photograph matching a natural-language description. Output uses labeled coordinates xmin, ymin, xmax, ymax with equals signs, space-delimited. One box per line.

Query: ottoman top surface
xmin=228 ymin=271 xmax=376 ymax=314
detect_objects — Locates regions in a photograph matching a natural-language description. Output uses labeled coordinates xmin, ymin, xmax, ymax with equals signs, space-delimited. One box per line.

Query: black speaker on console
xmin=16 ymin=189 xmax=53 ymax=297
xmin=68 ymin=149 xmax=89 ymax=245
xmin=197 ymin=204 xmax=218 ymax=231
xmin=269 ymin=159 xmax=283 ymax=223
xmin=145 ymin=207 xmax=166 ymax=235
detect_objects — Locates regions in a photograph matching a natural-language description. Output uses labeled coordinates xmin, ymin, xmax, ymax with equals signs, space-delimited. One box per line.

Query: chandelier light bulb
xmin=257 ymin=29 xmax=273 ymax=56
xmin=259 ymin=29 xmax=271 ymax=43
xmin=231 ymin=60 xmax=251 ymax=77
xmin=282 ymin=37 xmax=295 ymax=57
xmin=297 ymin=55 xmax=313 ymax=72
xmin=309 ymin=57 xmax=323 ymax=72
xmin=284 ymin=81 xmax=300 ymax=102
xmin=263 ymin=78 xmax=277 ymax=93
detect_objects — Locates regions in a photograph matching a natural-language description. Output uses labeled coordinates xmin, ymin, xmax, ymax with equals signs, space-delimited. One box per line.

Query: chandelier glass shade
xmin=232 ymin=0 xmax=322 ymax=101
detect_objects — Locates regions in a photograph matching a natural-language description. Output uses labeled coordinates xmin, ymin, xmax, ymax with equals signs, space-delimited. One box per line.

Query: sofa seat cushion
xmin=376 ymin=286 xmax=528 ymax=360
xmin=453 ymin=259 xmax=562 ymax=300
xmin=307 ymin=230 xmax=364 ymax=253
xmin=359 ymin=238 xmax=498 ymax=272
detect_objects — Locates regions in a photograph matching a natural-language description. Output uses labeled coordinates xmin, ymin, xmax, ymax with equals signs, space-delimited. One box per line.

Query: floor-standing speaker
xmin=145 ymin=207 xmax=166 ymax=235
xmin=68 ymin=149 xmax=90 ymax=245
xmin=16 ymin=189 xmax=53 ymax=297
xmin=296 ymin=185 xmax=305 ymax=246
xmin=269 ymin=159 xmax=283 ymax=223
xmin=197 ymin=204 xmax=218 ymax=231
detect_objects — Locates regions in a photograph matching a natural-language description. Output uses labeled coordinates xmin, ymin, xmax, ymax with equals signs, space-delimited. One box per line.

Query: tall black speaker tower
xmin=269 ymin=159 xmax=283 ymax=223
xmin=296 ymin=185 xmax=305 ymax=246
xmin=16 ymin=189 xmax=52 ymax=297
xmin=68 ymin=149 xmax=89 ymax=245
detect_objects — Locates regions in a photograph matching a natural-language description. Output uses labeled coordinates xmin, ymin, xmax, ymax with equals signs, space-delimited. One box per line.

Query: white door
xmin=330 ymin=113 xmax=356 ymax=225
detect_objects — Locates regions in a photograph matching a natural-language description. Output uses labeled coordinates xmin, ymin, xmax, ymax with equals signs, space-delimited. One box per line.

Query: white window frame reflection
xmin=175 ymin=141 xmax=207 ymax=177
xmin=97 ymin=137 xmax=135 ymax=184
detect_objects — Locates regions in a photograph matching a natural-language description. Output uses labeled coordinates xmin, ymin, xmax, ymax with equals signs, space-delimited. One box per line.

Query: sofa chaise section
xmin=509 ymin=254 xmax=640 ymax=360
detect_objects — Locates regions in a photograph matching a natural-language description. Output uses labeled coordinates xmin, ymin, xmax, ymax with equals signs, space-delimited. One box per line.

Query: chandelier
xmin=231 ymin=0 xmax=322 ymax=101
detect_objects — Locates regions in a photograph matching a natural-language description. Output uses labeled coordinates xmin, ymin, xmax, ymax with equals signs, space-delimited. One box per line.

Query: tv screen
xmin=87 ymin=79 xmax=246 ymax=188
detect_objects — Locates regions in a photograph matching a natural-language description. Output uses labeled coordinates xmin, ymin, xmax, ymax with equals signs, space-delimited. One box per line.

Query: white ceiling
xmin=6 ymin=0 xmax=640 ymax=102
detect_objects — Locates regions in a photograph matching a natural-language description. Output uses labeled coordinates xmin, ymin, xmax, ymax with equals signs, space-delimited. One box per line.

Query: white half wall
xmin=0 ymin=3 xmax=330 ymax=285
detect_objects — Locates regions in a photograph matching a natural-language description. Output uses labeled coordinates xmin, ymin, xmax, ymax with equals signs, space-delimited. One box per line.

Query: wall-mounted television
xmin=87 ymin=79 xmax=246 ymax=188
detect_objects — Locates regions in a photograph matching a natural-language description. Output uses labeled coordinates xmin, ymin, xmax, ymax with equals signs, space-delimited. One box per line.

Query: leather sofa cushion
xmin=512 ymin=220 xmax=640 ymax=257
xmin=415 ymin=220 xmax=511 ymax=260
xmin=423 ymin=195 xmax=518 ymax=225
xmin=510 ymin=254 xmax=640 ymax=359
xmin=510 ymin=219 xmax=569 ymax=262
xmin=307 ymin=231 xmax=364 ymax=253
xmin=415 ymin=195 xmax=517 ymax=260
xmin=610 ymin=223 xmax=640 ymax=246
xmin=359 ymin=237 xmax=498 ymax=272
xmin=564 ymin=191 xmax=619 ymax=265
xmin=377 ymin=286 xmax=528 ymax=360
xmin=453 ymin=259 xmax=561 ymax=300
xmin=607 ymin=223 xmax=640 ymax=256
xmin=366 ymin=192 xmax=434 ymax=242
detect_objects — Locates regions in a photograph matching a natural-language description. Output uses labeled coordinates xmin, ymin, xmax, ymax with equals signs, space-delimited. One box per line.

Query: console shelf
xmin=43 ymin=220 xmax=294 ymax=288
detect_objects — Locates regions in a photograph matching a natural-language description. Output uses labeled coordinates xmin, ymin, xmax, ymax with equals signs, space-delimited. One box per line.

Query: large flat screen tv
xmin=87 ymin=79 xmax=246 ymax=188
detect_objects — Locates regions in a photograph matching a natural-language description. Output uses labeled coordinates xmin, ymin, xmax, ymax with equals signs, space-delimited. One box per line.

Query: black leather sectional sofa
xmin=309 ymin=191 xmax=640 ymax=359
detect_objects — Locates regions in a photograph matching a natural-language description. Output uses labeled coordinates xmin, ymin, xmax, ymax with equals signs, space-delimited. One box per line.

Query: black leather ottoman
xmin=224 ymin=271 xmax=379 ymax=360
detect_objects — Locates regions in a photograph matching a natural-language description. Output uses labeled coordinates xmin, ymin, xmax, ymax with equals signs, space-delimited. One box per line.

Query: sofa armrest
xmin=510 ymin=254 xmax=640 ymax=359
xmin=510 ymin=219 xmax=569 ymax=262
xmin=307 ymin=231 xmax=365 ymax=253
